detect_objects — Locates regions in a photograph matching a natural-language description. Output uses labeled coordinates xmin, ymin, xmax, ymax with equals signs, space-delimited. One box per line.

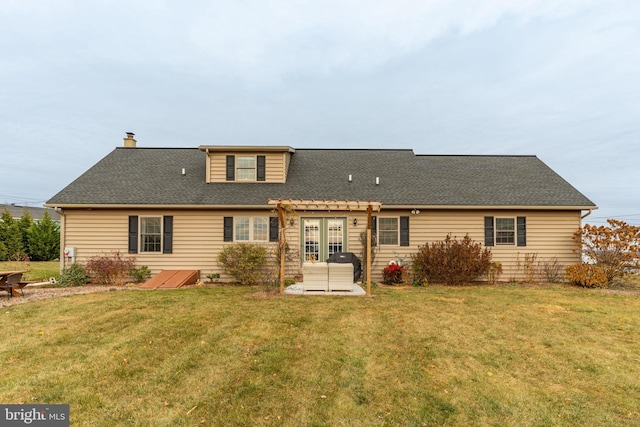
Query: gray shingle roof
xmin=46 ymin=147 xmax=596 ymax=208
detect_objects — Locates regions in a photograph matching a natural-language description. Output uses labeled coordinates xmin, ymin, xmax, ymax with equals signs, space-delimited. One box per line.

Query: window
xmin=141 ymin=217 xmax=162 ymax=252
xmin=236 ymin=156 xmax=256 ymax=181
xmin=235 ymin=217 xmax=268 ymax=241
xmin=226 ymin=155 xmax=266 ymax=181
xmin=128 ymin=215 xmax=172 ymax=254
xmin=327 ymin=219 xmax=344 ymax=256
xmin=495 ymin=217 xmax=515 ymax=245
xmin=378 ymin=217 xmax=399 ymax=245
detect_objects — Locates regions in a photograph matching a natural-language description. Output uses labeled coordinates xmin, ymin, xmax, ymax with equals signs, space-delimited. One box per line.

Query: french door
xmin=302 ymin=218 xmax=347 ymax=262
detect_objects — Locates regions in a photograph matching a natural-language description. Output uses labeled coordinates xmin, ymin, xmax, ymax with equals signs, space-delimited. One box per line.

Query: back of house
xmin=45 ymin=133 xmax=596 ymax=284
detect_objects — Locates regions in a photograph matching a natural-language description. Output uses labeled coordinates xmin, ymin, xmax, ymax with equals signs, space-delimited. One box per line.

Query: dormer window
xmin=226 ymin=155 xmax=266 ymax=182
xmin=237 ymin=156 xmax=256 ymax=180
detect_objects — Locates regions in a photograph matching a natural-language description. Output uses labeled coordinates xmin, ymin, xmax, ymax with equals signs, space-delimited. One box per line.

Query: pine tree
xmin=27 ymin=210 xmax=60 ymax=261
xmin=0 ymin=209 xmax=25 ymax=260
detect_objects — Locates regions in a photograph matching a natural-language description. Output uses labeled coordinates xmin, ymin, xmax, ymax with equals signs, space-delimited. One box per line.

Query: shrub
xmin=130 ymin=265 xmax=151 ymax=283
xmin=218 ymin=243 xmax=268 ymax=286
xmin=539 ymin=257 xmax=563 ymax=283
xmin=564 ymin=263 xmax=608 ymax=288
xmin=382 ymin=262 xmax=405 ymax=285
xmin=573 ymin=219 xmax=640 ymax=282
xmin=58 ymin=263 xmax=89 ymax=287
xmin=412 ymin=234 xmax=492 ymax=285
xmin=85 ymin=251 xmax=136 ymax=285
xmin=487 ymin=261 xmax=503 ymax=285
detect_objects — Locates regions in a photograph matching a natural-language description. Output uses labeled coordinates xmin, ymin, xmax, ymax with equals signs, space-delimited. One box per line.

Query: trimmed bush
xmin=382 ymin=263 xmax=404 ymax=285
xmin=218 ymin=243 xmax=268 ymax=286
xmin=85 ymin=251 xmax=136 ymax=285
xmin=564 ymin=263 xmax=608 ymax=288
xmin=58 ymin=263 xmax=89 ymax=287
xmin=412 ymin=234 xmax=492 ymax=285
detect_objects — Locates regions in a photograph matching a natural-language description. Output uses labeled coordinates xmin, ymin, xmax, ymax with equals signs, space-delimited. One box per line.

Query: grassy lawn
xmin=1 ymin=285 xmax=639 ymax=426
xmin=0 ymin=260 xmax=59 ymax=281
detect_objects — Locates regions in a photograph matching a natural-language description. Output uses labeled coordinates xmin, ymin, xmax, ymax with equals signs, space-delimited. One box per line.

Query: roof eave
xmin=198 ymin=145 xmax=295 ymax=153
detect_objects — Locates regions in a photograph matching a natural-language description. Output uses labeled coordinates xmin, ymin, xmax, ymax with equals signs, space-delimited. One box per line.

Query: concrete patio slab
xmin=284 ymin=283 xmax=366 ymax=296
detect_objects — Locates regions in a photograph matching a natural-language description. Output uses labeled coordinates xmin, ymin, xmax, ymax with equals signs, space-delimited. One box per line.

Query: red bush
xmin=382 ymin=263 xmax=404 ymax=285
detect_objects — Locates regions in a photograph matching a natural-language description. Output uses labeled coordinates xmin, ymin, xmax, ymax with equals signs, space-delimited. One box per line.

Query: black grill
xmin=326 ymin=252 xmax=362 ymax=282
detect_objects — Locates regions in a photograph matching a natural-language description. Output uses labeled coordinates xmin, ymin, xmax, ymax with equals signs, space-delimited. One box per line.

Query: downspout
xmin=581 ymin=209 xmax=592 ymax=220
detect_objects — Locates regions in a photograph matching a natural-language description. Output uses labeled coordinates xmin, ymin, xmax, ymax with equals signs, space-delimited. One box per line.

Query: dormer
xmin=199 ymin=146 xmax=295 ymax=183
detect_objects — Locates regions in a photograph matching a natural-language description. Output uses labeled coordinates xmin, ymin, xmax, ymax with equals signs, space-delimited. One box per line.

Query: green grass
xmin=1 ymin=285 xmax=639 ymax=426
xmin=0 ymin=260 xmax=60 ymax=281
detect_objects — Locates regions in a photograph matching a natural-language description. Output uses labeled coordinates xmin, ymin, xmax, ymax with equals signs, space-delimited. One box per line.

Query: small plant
xmin=516 ymin=253 xmax=538 ymax=283
xmin=487 ymin=261 xmax=503 ymax=285
xmin=412 ymin=277 xmax=428 ymax=287
xmin=564 ymin=263 xmax=608 ymax=288
xmin=130 ymin=265 xmax=151 ymax=283
xmin=539 ymin=257 xmax=563 ymax=283
xmin=382 ymin=262 xmax=404 ymax=285
xmin=85 ymin=251 xmax=136 ymax=285
xmin=218 ymin=243 xmax=268 ymax=286
xmin=57 ymin=263 xmax=89 ymax=287
xmin=206 ymin=273 xmax=221 ymax=284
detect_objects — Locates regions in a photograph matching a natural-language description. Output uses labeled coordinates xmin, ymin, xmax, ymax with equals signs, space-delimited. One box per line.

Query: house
xmin=45 ymin=133 xmax=596 ymax=284
xmin=1 ymin=204 xmax=61 ymax=224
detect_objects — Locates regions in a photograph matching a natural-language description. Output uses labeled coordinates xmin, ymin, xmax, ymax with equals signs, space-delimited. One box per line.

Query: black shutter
xmin=128 ymin=216 xmax=138 ymax=254
xmin=371 ymin=216 xmax=377 ymax=246
xmin=517 ymin=216 xmax=526 ymax=247
xmin=226 ymin=156 xmax=235 ymax=181
xmin=484 ymin=216 xmax=494 ymax=247
xmin=400 ymin=216 xmax=409 ymax=247
xmin=269 ymin=216 xmax=279 ymax=242
xmin=224 ymin=217 xmax=233 ymax=242
xmin=163 ymin=216 xmax=173 ymax=254
xmin=257 ymin=156 xmax=266 ymax=181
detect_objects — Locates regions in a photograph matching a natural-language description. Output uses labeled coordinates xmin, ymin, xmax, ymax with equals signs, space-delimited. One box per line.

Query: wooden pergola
xmin=268 ymin=199 xmax=382 ymax=296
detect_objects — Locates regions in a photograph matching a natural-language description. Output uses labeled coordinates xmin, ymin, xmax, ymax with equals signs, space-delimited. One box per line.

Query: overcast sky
xmin=1 ymin=0 xmax=638 ymax=226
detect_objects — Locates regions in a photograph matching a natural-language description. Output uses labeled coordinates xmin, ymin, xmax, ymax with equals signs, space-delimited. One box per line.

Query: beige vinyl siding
xmin=343 ymin=209 xmax=582 ymax=282
xmin=207 ymin=152 xmax=287 ymax=183
xmin=60 ymin=207 xmax=583 ymax=284
xmin=283 ymin=152 xmax=292 ymax=182
xmin=61 ymin=209 xmax=293 ymax=283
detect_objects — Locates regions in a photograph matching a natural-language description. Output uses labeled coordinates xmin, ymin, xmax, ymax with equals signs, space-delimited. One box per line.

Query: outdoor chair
xmin=0 ymin=273 xmax=27 ymax=297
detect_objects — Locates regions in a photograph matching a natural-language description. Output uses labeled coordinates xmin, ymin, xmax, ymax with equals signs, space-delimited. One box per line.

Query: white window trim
xmin=140 ymin=216 xmax=163 ymax=253
xmin=378 ymin=216 xmax=400 ymax=246
xmin=234 ymin=216 xmax=269 ymax=242
xmin=495 ymin=217 xmax=516 ymax=245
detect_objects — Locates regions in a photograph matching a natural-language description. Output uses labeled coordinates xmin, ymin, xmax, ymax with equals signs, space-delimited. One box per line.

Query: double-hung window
xmin=235 ymin=217 xmax=268 ymax=241
xmin=226 ymin=155 xmax=266 ymax=181
xmin=236 ymin=156 xmax=256 ymax=181
xmin=141 ymin=217 xmax=162 ymax=252
xmin=128 ymin=215 xmax=173 ymax=254
xmin=484 ymin=216 xmax=526 ymax=247
xmin=373 ymin=216 xmax=409 ymax=246
xmin=378 ymin=217 xmax=399 ymax=246
xmin=495 ymin=218 xmax=515 ymax=245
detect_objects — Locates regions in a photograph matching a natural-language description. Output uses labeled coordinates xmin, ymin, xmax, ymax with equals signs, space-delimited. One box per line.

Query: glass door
xmin=302 ymin=218 xmax=346 ymax=263
xmin=303 ymin=219 xmax=321 ymax=262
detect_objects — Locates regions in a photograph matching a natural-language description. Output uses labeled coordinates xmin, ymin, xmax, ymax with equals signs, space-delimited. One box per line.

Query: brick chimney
xmin=123 ymin=132 xmax=137 ymax=148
